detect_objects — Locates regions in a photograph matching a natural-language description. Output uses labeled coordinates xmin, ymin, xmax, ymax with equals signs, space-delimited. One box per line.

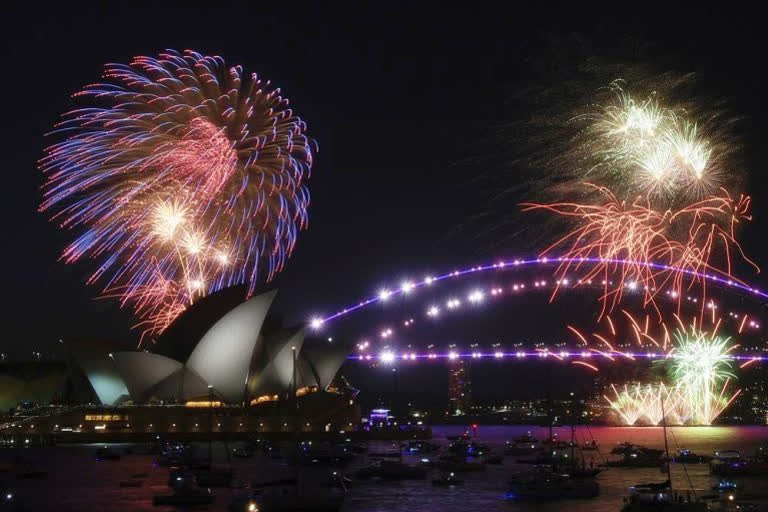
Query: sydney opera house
xmin=2 ymin=287 xmax=359 ymax=437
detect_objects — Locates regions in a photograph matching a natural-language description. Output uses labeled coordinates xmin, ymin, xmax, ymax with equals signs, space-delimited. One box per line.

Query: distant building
xmin=447 ymin=359 xmax=471 ymax=415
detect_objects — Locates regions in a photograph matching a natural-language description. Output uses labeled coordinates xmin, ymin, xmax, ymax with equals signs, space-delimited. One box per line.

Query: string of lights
xmin=308 ymin=256 xmax=768 ymax=329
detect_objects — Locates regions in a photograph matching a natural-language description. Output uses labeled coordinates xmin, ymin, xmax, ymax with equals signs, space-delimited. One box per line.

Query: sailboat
xmin=620 ymin=396 xmax=707 ymax=512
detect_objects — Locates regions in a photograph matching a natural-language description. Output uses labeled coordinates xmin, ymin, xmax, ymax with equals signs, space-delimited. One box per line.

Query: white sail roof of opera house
xmin=63 ymin=340 xmax=129 ymax=406
xmin=299 ymin=339 xmax=351 ymax=390
xmin=247 ymin=326 xmax=306 ymax=399
xmin=186 ymin=290 xmax=276 ymax=403
xmin=65 ymin=288 xmax=351 ymax=405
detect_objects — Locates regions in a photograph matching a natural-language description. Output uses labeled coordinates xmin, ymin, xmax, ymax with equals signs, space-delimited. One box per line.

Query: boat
xmin=612 ymin=443 xmax=664 ymax=458
xmin=673 ymin=449 xmax=712 ymax=464
xmin=446 ymin=431 xmax=471 ymax=441
xmin=712 ymin=478 xmax=737 ymax=492
xmin=354 ymin=460 xmax=427 ymax=480
xmin=605 ymin=453 xmax=664 ymax=468
xmin=512 ymin=431 xmax=537 ymax=444
xmin=432 ymin=472 xmax=463 ymax=487
xmin=233 ymin=447 xmax=254 ymax=458
xmin=2 ymin=487 xmax=18 ymax=508
xmin=153 ymin=486 xmax=215 ymax=506
xmin=711 ymin=458 xmax=768 ymax=476
xmin=321 ymin=471 xmax=352 ymax=491
xmin=620 ymin=481 xmax=707 ymax=512
xmin=404 ymin=440 xmax=439 ymax=453
xmin=505 ymin=440 xmax=543 ymax=455
xmin=168 ymin=468 xmax=195 ymax=487
xmin=620 ymin=397 xmax=707 ymax=512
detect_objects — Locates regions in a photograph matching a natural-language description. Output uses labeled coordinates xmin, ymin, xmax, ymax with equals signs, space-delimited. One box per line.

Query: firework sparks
xmin=40 ymin=50 xmax=315 ymax=341
xmin=572 ymin=313 xmax=742 ymax=425
xmin=521 ymin=184 xmax=758 ymax=316
xmin=576 ymin=81 xmax=727 ymax=203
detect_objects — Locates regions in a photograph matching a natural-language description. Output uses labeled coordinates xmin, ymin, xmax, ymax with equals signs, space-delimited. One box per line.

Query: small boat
xmin=153 ymin=486 xmax=215 ymax=506
xmin=119 ymin=480 xmax=143 ymax=487
xmin=506 ymin=471 xmax=599 ymax=501
xmin=505 ymin=440 xmax=542 ymax=455
xmin=612 ymin=443 xmax=664 ymax=458
xmin=713 ymin=450 xmax=741 ymax=459
xmin=620 ymin=481 xmax=707 ymax=512
xmin=2 ymin=488 xmax=17 ymax=507
xmin=673 ymin=449 xmax=712 ymax=464
xmin=712 ymin=478 xmax=737 ymax=492
xmin=511 ymin=432 xmax=538 ymax=444
xmin=446 ymin=431 xmax=471 ymax=441
xmin=168 ymin=468 xmax=195 ymax=488
xmin=404 ymin=440 xmax=439 ymax=453
xmin=432 ymin=472 xmax=463 ymax=487
xmin=567 ymin=466 xmax=602 ymax=479
xmin=233 ymin=447 xmax=254 ymax=458
xmin=322 ymin=471 xmax=352 ymax=491
xmin=354 ymin=460 xmax=427 ymax=480
xmin=604 ymin=452 xmax=663 ymax=468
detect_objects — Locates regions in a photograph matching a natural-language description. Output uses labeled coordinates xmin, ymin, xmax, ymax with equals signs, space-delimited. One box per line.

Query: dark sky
xmin=3 ymin=3 xmax=768 ymax=366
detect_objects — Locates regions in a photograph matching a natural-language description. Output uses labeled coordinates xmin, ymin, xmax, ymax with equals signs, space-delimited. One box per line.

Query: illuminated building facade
xmin=447 ymin=359 xmax=471 ymax=416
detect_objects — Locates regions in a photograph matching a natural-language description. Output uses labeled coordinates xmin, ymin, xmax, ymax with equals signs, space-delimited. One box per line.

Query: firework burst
xmin=570 ymin=313 xmax=742 ymax=425
xmin=40 ymin=50 xmax=315 ymax=341
xmin=574 ymin=80 xmax=731 ymax=205
xmin=521 ymin=184 xmax=757 ymax=316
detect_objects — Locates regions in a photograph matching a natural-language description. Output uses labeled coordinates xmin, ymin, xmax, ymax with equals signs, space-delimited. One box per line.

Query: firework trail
xmin=569 ymin=312 xmax=741 ymax=425
xmin=521 ymin=184 xmax=758 ymax=317
xmin=40 ymin=50 xmax=315 ymax=341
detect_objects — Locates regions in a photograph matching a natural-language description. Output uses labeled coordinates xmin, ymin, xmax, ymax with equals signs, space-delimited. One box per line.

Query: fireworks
xmin=40 ymin=50 xmax=315 ymax=340
xmin=521 ymin=184 xmax=758 ymax=317
xmin=576 ymin=81 xmax=728 ymax=203
xmin=670 ymin=327 xmax=740 ymax=425
xmin=571 ymin=313 xmax=742 ymax=425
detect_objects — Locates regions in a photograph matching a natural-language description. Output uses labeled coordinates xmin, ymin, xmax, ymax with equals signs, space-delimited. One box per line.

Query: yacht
xmin=620 ymin=481 xmax=707 ymax=512
xmin=612 ymin=443 xmax=665 ymax=458
xmin=673 ymin=449 xmax=712 ymax=464
xmin=506 ymin=469 xmax=599 ymax=501
xmin=505 ymin=439 xmax=543 ymax=455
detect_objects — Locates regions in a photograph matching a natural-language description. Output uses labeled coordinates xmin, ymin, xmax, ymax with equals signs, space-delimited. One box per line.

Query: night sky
xmin=3 ymin=3 xmax=768 ymax=378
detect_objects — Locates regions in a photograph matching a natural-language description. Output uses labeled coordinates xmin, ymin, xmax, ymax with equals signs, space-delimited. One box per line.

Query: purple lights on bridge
xmin=309 ymin=256 xmax=768 ymax=328
xmin=350 ymin=350 xmax=768 ymax=364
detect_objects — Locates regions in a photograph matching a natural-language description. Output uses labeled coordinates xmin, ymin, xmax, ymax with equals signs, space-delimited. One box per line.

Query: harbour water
xmin=2 ymin=425 xmax=767 ymax=511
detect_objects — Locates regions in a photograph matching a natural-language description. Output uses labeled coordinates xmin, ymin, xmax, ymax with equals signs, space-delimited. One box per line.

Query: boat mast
xmin=661 ymin=393 xmax=672 ymax=490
